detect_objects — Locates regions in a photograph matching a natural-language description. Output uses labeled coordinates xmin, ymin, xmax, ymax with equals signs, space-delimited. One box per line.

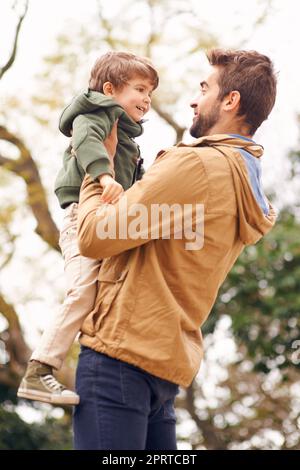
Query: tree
xmin=175 ymin=205 xmax=300 ymax=449
xmin=0 ymin=407 xmax=72 ymax=450
xmin=0 ymin=0 xmax=63 ymax=397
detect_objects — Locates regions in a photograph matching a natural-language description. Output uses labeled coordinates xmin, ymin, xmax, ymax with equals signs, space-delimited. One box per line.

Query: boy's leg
xmin=18 ymin=203 xmax=100 ymax=405
xmin=31 ymin=204 xmax=100 ymax=369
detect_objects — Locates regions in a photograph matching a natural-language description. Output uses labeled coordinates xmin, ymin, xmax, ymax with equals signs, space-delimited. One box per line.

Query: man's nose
xmin=190 ymin=98 xmax=198 ymax=109
xmin=144 ymin=95 xmax=151 ymax=105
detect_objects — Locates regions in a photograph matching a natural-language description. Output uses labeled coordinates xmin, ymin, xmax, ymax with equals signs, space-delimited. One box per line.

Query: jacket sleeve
xmin=72 ymin=111 xmax=114 ymax=180
xmin=77 ymin=148 xmax=208 ymax=259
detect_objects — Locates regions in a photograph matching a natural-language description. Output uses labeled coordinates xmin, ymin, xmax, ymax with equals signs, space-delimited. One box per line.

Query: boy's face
xmin=109 ymin=77 xmax=153 ymax=122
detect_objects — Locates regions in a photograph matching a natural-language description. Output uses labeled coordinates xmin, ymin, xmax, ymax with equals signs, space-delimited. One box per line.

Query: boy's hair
xmin=89 ymin=51 xmax=159 ymax=93
xmin=207 ymin=49 xmax=277 ymax=134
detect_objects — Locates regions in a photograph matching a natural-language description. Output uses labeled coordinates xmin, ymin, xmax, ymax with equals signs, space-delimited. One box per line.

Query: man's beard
xmin=190 ymin=102 xmax=221 ymax=138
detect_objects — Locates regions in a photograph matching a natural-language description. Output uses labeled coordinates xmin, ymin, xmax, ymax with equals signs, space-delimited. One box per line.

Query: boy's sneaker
xmin=17 ymin=360 xmax=79 ymax=405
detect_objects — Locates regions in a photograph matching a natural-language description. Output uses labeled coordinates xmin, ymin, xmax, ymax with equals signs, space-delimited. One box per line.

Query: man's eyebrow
xmin=200 ymin=81 xmax=209 ymax=88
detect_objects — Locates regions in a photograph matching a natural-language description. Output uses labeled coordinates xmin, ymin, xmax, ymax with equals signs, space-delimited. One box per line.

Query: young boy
xmin=17 ymin=51 xmax=159 ymax=405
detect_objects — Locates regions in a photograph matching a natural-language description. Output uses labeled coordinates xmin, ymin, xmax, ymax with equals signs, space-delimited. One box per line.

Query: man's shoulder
xmin=154 ymin=144 xmax=232 ymax=184
xmin=156 ymin=143 xmax=217 ymax=162
xmin=152 ymin=146 xmax=209 ymax=180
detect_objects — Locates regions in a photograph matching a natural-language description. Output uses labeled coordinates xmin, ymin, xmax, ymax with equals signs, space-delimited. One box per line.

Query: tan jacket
xmin=77 ymin=134 xmax=276 ymax=387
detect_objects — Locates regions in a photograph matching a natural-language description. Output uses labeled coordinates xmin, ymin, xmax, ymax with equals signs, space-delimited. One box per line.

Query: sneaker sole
xmin=17 ymin=389 xmax=80 ymax=405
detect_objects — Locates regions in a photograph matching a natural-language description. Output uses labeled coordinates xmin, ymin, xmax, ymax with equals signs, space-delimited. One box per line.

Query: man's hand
xmin=99 ymin=174 xmax=124 ymax=204
xmin=103 ymin=120 xmax=118 ymax=167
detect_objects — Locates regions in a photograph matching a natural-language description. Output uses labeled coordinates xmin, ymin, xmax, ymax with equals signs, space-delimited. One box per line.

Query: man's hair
xmin=89 ymin=51 xmax=159 ymax=92
xmin=207 ymin=49 xmax=277 ymax=134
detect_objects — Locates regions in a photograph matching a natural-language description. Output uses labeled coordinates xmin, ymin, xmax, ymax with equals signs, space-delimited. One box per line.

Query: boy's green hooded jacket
xmin=55 ymin=90 xmax=144 ymax=208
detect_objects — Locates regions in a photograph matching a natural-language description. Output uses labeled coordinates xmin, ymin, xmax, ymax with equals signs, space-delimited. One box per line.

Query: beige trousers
xmin=31 ymin=203 xmax=101 ymax=370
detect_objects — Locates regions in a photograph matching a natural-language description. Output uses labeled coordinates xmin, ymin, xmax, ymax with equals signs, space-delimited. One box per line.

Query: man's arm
xmin=77 ymin=148 xmax=208 ymax=259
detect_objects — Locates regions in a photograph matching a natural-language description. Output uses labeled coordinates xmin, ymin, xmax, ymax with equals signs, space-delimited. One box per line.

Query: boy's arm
xmin=77 ymin=148 xmax=208 ymax=259
xmin=72 ymin=111 xmax=116 ymax=180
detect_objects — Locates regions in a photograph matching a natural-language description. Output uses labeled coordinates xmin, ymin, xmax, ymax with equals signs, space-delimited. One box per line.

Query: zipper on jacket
xmin=132 ymin=144 xmax=144 ymax=184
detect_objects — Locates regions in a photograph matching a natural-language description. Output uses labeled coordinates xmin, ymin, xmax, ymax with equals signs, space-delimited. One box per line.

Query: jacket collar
xmin=177 ymin=134 xmax=263 ymax=158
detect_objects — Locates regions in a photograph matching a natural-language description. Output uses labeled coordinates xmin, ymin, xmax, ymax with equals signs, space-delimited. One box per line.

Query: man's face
xmin=190 ymin=67 xmax=222 ymax=138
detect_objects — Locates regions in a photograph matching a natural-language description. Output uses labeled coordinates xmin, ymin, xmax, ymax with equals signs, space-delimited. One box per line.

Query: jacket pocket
xmin=81 ymin=267 xmax=129 ymax=336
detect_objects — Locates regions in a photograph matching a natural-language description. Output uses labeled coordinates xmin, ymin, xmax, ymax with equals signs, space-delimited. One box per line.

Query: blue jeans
xmin=73 ymin=346 xmax=179 ymax=450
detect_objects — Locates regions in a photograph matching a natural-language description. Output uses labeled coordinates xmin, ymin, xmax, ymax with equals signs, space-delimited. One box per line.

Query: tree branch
xmin=0 ymin=292 xmax=31 ymax=378
xmin=0 ymin=230 xmax=17 ymax=270
xmin=144 ymin=0 xmax=157 ymax=58
xmin=0 ymin=125 xmax=60 ymax=250
xmin=0 ymin=291 xmax=77 ymax=392
xmin=185 ymin=381 xmax=228 ymax=450
xmin=0 ymin=0 xmax=29 ymax=80
xmin=151 ymin=98 xmax=186 ymax=143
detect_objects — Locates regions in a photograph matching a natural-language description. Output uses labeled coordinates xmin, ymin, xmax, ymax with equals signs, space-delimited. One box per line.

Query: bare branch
xmin=96 ymin=0 xmax=119 ymax=49
xmin=235 ymin=0 xmax=274 ymax=48
xmin=0 ymin=291 xmax=31 ymax=379
xmin=0 ymin=154 xmax=13 ymax=167
xmin=151 ymin=98 xmax=185 ymax=143
xmin=0 ymin=0 xmax=29 ymax=80
xmin=0 ymin=291 xmax=76 ymax=392
xmin=144 ymin=0 xmax=157 ymax=58
xmin=0 ymin=125 xmax=60 ymax=250
xmin=185 ymin=382 xmax=228 ymax=450
xmin=0 ymin=232 xmax=17 ymax=270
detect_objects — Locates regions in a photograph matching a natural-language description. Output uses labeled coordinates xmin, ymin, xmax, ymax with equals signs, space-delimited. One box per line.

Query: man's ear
xmin=223 ymin=90 xmax=240 ymax=111
xmin=103 ymin=81 xmax=114 ymax=96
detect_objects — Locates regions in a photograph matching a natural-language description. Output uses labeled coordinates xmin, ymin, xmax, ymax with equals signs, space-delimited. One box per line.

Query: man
xmin=73 ymin=49 xmax=277 ymax=450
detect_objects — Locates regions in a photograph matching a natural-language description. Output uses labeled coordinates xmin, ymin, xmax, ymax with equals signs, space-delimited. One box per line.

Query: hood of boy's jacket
xmin=174 ymin=134 xmax=276 ymax=245
xmin=59 ymin=89 xmax=143 ymax=138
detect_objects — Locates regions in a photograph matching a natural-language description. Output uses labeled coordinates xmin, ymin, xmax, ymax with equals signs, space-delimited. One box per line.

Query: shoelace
xmin=42 ymin=374 xmax=65 ymax=392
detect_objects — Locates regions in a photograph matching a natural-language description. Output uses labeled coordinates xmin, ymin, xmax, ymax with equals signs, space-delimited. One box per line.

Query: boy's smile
xmin=107 ymin=77 xmax=153 ymax=122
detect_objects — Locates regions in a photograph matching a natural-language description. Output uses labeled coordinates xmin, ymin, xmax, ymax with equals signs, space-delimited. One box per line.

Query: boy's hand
xmin=99 ymin=174 xmax=124 ymax=203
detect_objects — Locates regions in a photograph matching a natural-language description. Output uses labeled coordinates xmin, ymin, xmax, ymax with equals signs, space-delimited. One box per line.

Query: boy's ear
xmin=103 ymin=81 xmax=114 ymax=96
